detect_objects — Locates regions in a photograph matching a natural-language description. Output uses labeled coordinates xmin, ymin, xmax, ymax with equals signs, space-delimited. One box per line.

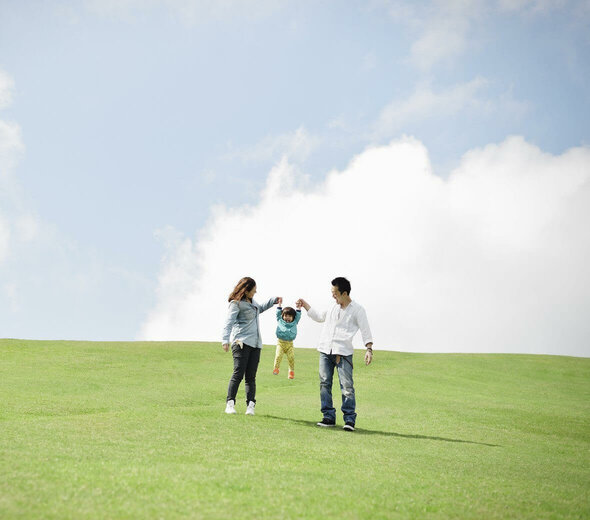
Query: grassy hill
xmin=0 ymin=339 xmax=589 ymax=519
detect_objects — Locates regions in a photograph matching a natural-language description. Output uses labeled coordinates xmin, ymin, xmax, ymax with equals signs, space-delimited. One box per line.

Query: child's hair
xmin=282 ymin=307 xmax=297 ymax=320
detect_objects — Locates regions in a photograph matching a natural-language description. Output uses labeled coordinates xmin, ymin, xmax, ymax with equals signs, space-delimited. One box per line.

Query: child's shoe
xmin=245 ymin=401 xmax=256 ymax=416
xmin=273 ymin=368 xmax=279 ymax=375
xmin=288 ymin=370 xmax=294 ymax=379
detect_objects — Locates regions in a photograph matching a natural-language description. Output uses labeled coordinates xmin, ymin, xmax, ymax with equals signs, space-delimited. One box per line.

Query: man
xmin=297 ymin=277 xmax=373 ymax=432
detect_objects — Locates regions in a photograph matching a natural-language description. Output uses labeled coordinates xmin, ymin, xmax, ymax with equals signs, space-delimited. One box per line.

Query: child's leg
xmin=273 ymin=343 xmax=284 ymax=370
xmin=286 ymin=343 xmax=295 ymax=371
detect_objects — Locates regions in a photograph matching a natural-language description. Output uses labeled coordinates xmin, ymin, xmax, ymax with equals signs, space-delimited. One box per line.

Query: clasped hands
xmin=276 ymin=296 xmax=303 ymax=310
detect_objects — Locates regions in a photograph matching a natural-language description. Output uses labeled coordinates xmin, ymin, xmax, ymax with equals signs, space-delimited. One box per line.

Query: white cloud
xmin=0 ymin=69 xmax=27 ymax=263
xmin=380 ymin=0 xmax=581 ymax=70
xmin=225 ymin=126 xmax=321 ymax=165
xmin=14 ymin=214 xmax=41 ymax=242
xmin=373 ymin=78 xmax=491 ymax=138
xmin=409 ymin=12 xmax=472 ymax=70
xmin=0 ymin=69 xmax=15 ymax=110
xmin=0 ymin=121 xmax=24 ymax=176
xmin=382 ymin=0 xmax=486 ymax=70
xmin=140 ymin=136 xmax=590 ymax=357
xmin=327 ymin=116 xmax=348 ymax=131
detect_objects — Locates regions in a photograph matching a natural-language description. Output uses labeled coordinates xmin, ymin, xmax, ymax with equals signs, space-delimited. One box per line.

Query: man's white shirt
xmin=307 ymin=301 xmax=373 ymax=356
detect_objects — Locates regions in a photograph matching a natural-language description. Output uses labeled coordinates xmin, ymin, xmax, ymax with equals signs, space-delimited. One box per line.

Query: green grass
xmin=1 ymin=339 xmax=589 ymax=519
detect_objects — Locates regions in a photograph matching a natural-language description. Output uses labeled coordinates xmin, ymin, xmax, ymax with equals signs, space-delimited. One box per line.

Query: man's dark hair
xmin=282 ymin=307 xmax=297 ymax=319
xmin=331 ymin=277 xmax=351 ymax=295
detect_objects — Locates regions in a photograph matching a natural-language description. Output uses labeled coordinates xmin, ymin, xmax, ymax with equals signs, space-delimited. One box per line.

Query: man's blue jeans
xmin=319 ymin=352 xmax=356 ymax=425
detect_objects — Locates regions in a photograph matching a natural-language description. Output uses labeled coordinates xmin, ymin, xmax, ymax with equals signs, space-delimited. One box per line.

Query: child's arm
xmin=276 ymin=307 xmax=283 ymax=320
xmin=294 ymin=309 xmax=302 ymax=325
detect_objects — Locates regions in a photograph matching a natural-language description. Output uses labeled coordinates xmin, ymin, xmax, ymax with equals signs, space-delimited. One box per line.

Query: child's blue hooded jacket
xmin=276 ymin=308 xmax=301 ymax=341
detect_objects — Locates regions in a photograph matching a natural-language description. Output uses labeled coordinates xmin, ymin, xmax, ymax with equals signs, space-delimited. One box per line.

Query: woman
xmin=222 ymin=277 xmax=281 ymax=415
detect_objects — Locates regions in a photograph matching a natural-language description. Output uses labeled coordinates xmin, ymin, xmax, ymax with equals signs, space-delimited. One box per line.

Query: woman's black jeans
xmin=227 ymin=343 xmax=261 ymax=404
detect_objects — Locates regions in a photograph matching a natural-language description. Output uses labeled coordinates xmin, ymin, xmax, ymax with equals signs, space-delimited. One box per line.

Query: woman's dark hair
xmin=228 ymin=277 xmax=256 ymax=302
xmin=331 ymin=277 xmax=351 ymax=295
xmin=282 ymin=307 xmax=297 ymax=320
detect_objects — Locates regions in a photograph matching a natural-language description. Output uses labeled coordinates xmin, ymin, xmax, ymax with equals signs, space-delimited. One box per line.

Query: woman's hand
xmin=222 ymin=343 xmax=229 ymax=352
xmin=276 ymin=297 xmax=283 ymax=306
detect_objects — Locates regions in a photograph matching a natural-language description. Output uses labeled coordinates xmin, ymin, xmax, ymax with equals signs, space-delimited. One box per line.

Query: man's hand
xmin=222 ymin=343 xmax=229 ymax=352
xmin=365 ymin=343 xmax=373 ymax=365
xmin=296 ymin=298 xmax=310 ymax=311
xmin=276 ymin=297 xmax=283 ymax=306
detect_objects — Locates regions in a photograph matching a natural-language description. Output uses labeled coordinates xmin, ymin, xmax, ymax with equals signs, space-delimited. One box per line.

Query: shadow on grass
xmin=263 ymin=414 xmax=501 ymax=447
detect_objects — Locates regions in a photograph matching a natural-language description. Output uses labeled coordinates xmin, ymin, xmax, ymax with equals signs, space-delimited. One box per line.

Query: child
xmin=273 ymin=303 xmax=302 ymax=379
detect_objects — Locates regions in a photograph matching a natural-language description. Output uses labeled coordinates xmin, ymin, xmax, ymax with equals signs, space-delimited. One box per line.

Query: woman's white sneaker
xmin=225 ymin=399 xmax=237 ymax=414
xmin=245 ymin=401 xmax=256 ymax=415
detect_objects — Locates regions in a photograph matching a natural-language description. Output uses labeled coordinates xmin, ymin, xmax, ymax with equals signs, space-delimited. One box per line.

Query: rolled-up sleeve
xmin=307 ymin=307 xmax=327 ymax=323
xmin=222 ymin=301 xmax=239 ymax=344
xmin=356 ymin=306 xmax=373 ymax=346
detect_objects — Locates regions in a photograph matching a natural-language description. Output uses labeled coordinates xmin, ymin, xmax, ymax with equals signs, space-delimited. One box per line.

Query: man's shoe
xmin=343 ymin=422 xmax=355 ymax=432
xmin=288 ymin=370 xmax=294 ymax=379
xmin=245 ymin=401 xmax=256 ymax=416
xmin=316 ymin=418 xmax=336 ymax=427
xmin=273 ymin=369 xmax=279 ymax=375
xmin=225 ymin=400 xmax=237 ymax=414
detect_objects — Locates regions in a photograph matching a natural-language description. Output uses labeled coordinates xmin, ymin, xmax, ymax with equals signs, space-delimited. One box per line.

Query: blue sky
xmin=1 ymin=1 xmax=589 ymax=355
